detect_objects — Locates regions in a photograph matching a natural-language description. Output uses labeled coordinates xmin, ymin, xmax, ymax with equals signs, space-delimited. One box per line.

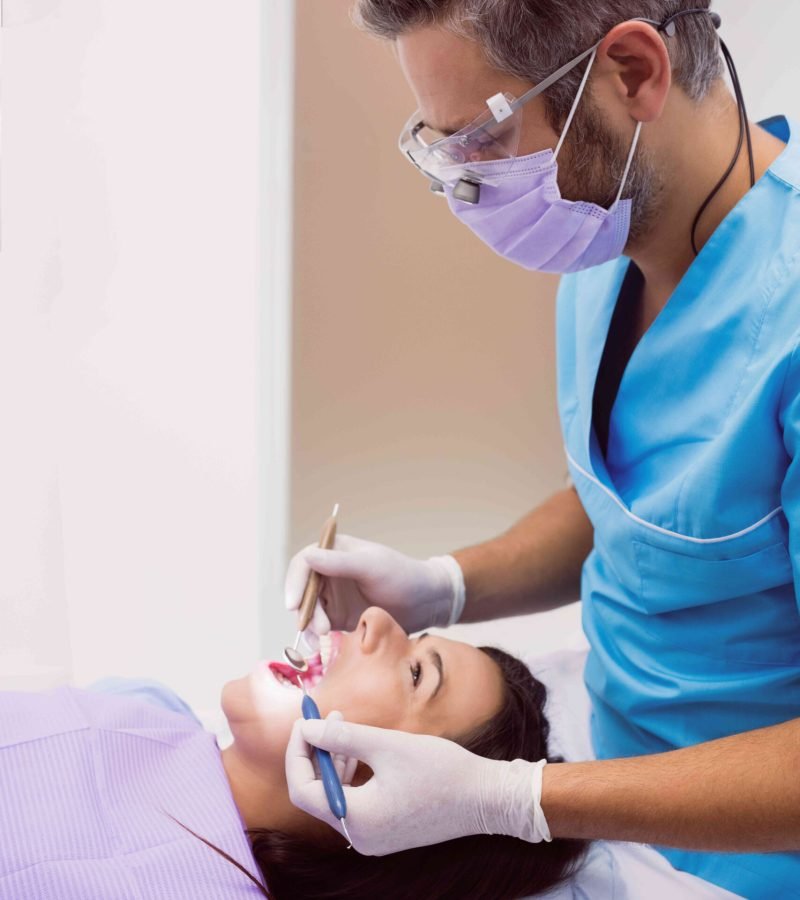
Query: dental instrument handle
xmin=297 ymin=503 xmax=339 ymax=634
xmin=301 ymin=693 xmax=347 ymax=822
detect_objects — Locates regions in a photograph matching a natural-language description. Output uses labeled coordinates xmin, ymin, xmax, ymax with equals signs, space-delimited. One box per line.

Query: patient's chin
xmin=220 ymin=676 xmax=246 ymax=720
xmin=221 ymin=675 xmax=300 ymax=755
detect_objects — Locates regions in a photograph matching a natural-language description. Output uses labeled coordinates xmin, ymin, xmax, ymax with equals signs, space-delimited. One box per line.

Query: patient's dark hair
xmin=174 ymin=646 xmax=587 ymax=899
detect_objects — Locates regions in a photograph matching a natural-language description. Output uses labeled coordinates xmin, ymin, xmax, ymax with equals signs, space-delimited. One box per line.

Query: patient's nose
xmin=357 ymin=606 xmax=406 ymax=657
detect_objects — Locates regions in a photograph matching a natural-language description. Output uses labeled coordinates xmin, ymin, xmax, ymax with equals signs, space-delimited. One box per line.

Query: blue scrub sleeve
xmin=85 ymin=676 xmax=204 ymax=727
xmin=780 ymin=340 xmax=800 ymax=618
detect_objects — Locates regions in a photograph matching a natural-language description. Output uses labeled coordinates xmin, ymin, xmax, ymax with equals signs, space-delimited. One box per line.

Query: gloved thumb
xmin=301 ymin=718 xmax=354 ymax=754
xmin=325 ymin=710 xmax=355 ymax=783
xmin=301 ymin=718 xmax=390 ymax=762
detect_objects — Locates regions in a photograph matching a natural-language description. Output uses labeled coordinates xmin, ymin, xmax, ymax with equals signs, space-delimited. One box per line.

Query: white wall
xmin=715 ymin=1 xmax=800 ymax=121
xmin=0 ymin=0 xmax=293 ymax=723
xmin=0 ymin=0 xmax=71 ymax=692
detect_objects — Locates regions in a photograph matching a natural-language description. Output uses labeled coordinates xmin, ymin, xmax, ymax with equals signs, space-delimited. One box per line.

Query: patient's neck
xmin=221 ymin=742 xmax=335 ymax=844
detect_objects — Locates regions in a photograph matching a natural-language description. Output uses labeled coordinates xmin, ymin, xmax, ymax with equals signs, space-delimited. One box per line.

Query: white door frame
xmin=258 ymin=0 xmax=295 ymax=660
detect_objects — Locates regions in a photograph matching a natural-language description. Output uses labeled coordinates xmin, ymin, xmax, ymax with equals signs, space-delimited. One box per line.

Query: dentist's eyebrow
xmin=417 ymin=633 xmax=445 ymax=700
xmin=420 ymin=118 xmax=466 ymax=137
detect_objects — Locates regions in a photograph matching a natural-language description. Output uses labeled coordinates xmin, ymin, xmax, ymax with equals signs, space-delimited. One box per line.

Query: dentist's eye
xmin=411 ymin=661 xmax=422 ymax=687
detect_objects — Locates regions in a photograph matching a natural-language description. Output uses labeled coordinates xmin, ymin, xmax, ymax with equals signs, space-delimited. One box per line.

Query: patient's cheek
xmin=313 ymin=679 xmax=409 ymax=731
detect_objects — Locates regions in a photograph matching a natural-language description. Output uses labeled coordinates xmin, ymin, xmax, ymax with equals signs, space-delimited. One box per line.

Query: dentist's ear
xmin=595 ymin=20 xmax=672 ymax=123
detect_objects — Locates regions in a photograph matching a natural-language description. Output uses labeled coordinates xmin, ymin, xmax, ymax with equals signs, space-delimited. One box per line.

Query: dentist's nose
xmin=357 ymin=606 xmax=405 ymax=656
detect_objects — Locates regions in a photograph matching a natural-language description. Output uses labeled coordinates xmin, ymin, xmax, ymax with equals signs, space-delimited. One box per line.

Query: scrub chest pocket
xmin=632 ymin=537 xmax=792 ymax=611
xmin=631 ymin=534 xmax=800 ymax=668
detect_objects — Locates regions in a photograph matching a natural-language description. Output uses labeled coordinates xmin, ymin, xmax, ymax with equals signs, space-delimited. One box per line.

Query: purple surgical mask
xmin=445 ymin=50 xmax=643 ymax=274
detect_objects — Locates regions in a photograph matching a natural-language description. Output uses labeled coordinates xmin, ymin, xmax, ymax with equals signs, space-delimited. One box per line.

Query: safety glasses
xmin=398 ymin=41 xmax=600 ymax=202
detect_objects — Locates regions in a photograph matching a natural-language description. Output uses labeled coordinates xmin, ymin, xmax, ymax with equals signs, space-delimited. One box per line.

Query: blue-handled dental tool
xmin=286 ymin=504 xmax=352 ymax=848
xmin=295 ymin=675 xmax=353 ymax=850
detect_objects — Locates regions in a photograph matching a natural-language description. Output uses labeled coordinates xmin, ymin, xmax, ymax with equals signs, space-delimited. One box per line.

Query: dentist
xmin=285 ymin=3 xmax=800 ymax=897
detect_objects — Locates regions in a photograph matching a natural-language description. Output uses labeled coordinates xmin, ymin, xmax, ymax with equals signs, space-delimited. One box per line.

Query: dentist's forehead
xmin=396 ymin=25 xmax=533 ymax=134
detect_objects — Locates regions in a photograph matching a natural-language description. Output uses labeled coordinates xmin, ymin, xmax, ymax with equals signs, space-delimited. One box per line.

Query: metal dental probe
xmin=284 ymin=503 xmax=339 ymax=672
xmin=294 ymin=673 xmax=354 ymax=849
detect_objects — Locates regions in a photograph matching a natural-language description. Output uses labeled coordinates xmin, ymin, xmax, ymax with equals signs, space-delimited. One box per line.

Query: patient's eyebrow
xmin=417 ymin=633 xmax=445 ymax=701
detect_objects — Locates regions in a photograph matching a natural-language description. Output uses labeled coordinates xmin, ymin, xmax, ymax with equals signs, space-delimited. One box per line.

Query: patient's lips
xmin=265 ymin=631 xmax=342 ymax=691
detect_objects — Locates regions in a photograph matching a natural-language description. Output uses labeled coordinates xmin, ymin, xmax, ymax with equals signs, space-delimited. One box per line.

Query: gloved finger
xmin=311 ymin=711 xmax=344 ymax=781
xmin=285 ymin=717 xmax=352 ymax=828
xmin=302 ymin=546 xmax=373 ymax=581
xmin=327 ymin=533 xmax=368 ymax=553
xmin=302 ymin=627 xmax=320 ymax=653
xmin=293 ymin=590 xmax=328 ymax=653
xmin=325 ymin=711 xmax=349 ymax=781
xmin=286 ymin=535 xmax=368 ymax=614
xmin=300 ymin=717 xmax=401 ymax=763
xmin=309 ymin=597 xmax=332 ymax=636
xmin=342 ymin=755 xmax=358 ymax=785
xmin=285 ymin=716 xmax=316 ymax=788
xmin=286 ymin=709 xmax=344 ymax=778
xmin=284 ymin=543 xmax=317 ymax=611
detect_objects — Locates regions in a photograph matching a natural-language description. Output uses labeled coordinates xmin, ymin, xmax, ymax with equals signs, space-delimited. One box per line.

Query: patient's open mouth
xmin=264 ymin=631 xmax=342 ymax=691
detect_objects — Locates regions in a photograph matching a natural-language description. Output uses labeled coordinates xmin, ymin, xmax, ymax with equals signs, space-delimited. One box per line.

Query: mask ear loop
xmin=611 ymin=120 xmax=644 ymax=210
xmin=554 ymin=47 xmax=598 ymax=161
xmin=551 ymin=41 xmax=641 ymax=212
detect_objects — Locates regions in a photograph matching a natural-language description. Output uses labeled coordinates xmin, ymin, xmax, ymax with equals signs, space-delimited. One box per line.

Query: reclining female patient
xmin=0 ymin=607 xmax=586 ymax=900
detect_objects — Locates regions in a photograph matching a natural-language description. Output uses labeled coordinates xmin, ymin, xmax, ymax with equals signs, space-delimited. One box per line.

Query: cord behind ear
xmin=648 ymin=7 xmax=754 ymax=255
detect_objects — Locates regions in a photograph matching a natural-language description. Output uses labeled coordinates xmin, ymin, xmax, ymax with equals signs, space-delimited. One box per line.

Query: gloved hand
xmin=308 ymin=710 xmax=359 ymax=786
xmin=285 ymin=714 xmax=551 ymax=855
xmin=284 ymin=533 xmax=465 ymax=643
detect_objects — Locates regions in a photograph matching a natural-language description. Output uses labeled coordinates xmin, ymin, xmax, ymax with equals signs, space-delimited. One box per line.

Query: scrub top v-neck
xmin=592 ymin=263 xmax=645 ymax=459
xmin=554 ymin=114 xmax=800 ymax=900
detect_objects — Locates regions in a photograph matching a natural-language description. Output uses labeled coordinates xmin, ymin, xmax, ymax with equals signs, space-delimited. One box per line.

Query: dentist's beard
xmin=555 ymin=95 xmax=665 ymax=247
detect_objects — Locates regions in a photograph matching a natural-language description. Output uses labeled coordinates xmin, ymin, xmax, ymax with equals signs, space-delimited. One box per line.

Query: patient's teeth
xmin=319 ymin=633 xmax=332 ymax=671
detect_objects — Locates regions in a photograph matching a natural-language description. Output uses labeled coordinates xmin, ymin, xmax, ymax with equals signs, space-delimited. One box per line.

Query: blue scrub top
xmin=557 ymin=115 xmax=800 ymax=899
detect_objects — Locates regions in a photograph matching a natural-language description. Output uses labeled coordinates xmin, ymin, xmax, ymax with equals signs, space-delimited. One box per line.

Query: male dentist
xmin=285 ymin=3 xmax=800 ymax=896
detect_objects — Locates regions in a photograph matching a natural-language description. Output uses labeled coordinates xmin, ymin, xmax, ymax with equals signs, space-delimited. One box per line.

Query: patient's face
xmin=221 ymin=606 xmax=505 ymax=773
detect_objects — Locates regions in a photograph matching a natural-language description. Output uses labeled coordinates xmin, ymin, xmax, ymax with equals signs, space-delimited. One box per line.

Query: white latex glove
xmin=309 ymin=710 xmax=359 ymax=786
xmin=284 ymin=533 xmax=465 ymax=644
xmin=285 ymin=714 xmax=551 ymax=856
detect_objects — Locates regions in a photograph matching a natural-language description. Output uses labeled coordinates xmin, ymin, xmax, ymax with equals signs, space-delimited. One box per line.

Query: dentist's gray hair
xmin=353 ymin=0 xmax=723 ymax=127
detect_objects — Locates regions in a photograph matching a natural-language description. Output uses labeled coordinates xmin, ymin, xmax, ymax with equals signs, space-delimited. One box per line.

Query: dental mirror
xmin=284 ymin=638 xmax=308 ymax=673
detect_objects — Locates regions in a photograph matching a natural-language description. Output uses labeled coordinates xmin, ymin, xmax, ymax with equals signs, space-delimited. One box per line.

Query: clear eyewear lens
xmin=398 ymin=95 xmax=522 ymax=188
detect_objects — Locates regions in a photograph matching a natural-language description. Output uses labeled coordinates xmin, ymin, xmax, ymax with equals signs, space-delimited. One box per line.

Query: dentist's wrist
xmin=426 ymin=554 xmax=466 ymax=627
xmin=476 ymin=757 xmax=552 ymax=843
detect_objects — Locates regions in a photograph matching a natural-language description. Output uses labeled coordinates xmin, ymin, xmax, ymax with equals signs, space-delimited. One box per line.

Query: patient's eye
xmin=410 ymin=661 xmax=422 ymax=687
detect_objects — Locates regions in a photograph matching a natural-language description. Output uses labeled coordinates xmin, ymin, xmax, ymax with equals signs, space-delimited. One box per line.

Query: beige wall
xmin=290 ymin=1 xmax=580 ymax=653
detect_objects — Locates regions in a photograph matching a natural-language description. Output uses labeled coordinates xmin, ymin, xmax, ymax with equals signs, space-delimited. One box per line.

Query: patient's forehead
xmin=423 ymin=637 xmax=505 ymax=738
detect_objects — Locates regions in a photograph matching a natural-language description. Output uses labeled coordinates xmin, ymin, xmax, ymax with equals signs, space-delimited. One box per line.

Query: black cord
xmin=689 ymin=38 xmax=754 ymax=254
xmin=655 ymin=8 xmax=755 ymax=256
xmin=722 ymin=36 xmax=755 ymax=187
